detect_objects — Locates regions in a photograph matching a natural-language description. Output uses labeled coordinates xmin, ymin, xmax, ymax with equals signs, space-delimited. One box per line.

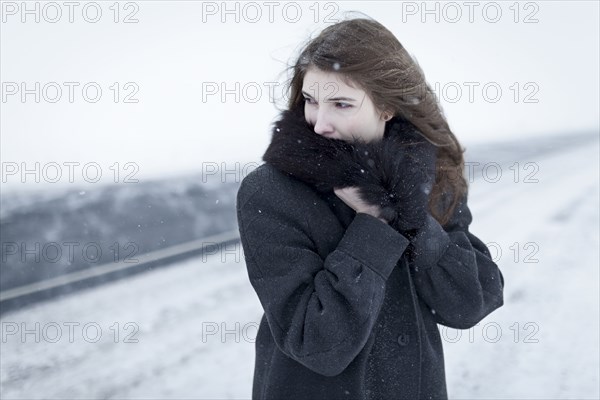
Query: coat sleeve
xmin=236 ymin=169 xmax=410 ymax=377
xmin=407 ymin=193 xmax=505 ymax=330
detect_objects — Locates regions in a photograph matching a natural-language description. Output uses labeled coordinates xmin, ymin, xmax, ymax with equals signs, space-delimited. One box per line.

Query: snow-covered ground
xmin=1 ymin=136 xmax=598 ymax=399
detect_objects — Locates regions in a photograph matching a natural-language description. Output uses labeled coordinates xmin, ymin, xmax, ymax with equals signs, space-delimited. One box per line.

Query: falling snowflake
xmin=333 ymin=62 xmax=341 ymax=70
xmin=406 ymin=96 xmax=420 ymax=105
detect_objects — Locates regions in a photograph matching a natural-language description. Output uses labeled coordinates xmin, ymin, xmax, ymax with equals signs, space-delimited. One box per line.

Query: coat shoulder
xmin=236 ymin=163 xmax=324 ymax=214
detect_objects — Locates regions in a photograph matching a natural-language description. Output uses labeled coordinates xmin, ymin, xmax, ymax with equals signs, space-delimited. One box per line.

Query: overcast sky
xmin=1 ymin=1 xmax=598 ymax=193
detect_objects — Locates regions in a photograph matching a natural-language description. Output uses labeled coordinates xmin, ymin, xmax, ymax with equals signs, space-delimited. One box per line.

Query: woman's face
xmin=302 ymin=67 xmax=388 ymax=143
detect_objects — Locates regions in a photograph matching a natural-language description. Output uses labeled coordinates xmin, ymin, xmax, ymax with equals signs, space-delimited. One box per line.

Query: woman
xmin=236 ymin=17 xmax=504 ymax=400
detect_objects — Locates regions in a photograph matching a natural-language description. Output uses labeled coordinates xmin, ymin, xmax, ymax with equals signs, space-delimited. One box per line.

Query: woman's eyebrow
xmin=301 ymin=90 xmax=357 ymax=102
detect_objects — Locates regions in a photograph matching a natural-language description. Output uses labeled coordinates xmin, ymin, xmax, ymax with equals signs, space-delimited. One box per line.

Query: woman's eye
xmin=303 ymin=98 xmax=351 ymax=109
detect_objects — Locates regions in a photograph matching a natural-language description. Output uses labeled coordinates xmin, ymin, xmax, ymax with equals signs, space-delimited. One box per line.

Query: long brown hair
xmin=278 ymin=16 xmax=468 ymax=227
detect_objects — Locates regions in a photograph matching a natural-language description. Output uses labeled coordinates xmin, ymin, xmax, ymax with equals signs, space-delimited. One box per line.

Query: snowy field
xmin=2 ymin=2 xmax=598 ymax=399
xmin=1 ymin=134 xmax=598 ymax=400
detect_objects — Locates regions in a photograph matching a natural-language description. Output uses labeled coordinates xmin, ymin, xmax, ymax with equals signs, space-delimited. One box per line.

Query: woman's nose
xmin=313 ymin=112 xmax=335 ymax=136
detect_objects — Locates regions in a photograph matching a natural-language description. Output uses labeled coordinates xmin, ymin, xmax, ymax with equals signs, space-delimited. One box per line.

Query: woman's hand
xmin=334 ymin=186 xmax=388 ymax=224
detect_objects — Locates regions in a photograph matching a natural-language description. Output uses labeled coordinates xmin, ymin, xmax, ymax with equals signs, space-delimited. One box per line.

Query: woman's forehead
xmin=302 ymin=68 xmax=364 ymax=99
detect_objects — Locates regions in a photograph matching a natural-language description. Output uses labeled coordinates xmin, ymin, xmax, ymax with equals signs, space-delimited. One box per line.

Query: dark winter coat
xmin=236 ymin=106 xmax=505 ymax=400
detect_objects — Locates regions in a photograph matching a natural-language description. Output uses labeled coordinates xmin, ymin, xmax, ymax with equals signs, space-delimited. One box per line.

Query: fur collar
xmin=262 ymin=107 xmax=438 ymax=234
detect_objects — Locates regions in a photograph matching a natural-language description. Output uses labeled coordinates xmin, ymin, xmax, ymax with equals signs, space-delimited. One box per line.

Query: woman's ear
xmin=380 ymin=110 xmax=393 ymax=122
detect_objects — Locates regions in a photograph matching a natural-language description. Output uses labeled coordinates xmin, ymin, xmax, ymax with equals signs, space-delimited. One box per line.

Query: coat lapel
xmin=316 ymin=189 xmax=357 ymax=230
